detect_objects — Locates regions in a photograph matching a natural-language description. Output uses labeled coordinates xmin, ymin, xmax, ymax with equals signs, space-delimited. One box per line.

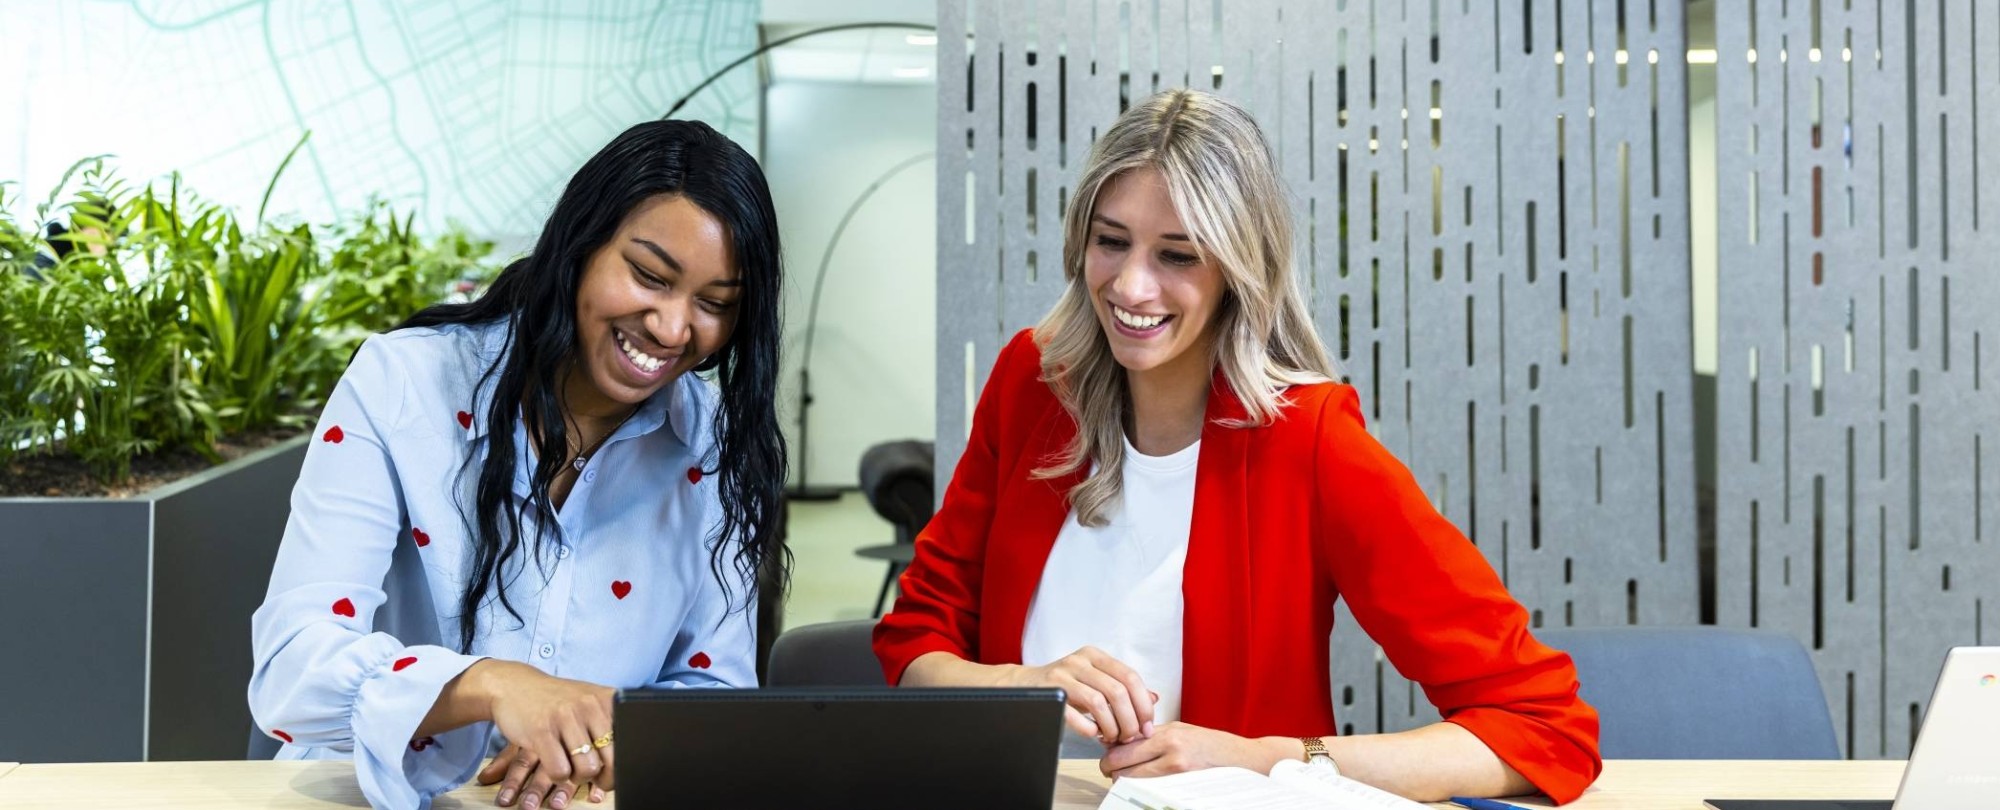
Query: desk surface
xmin=0 ymin=759 xmax=1905 ymax=808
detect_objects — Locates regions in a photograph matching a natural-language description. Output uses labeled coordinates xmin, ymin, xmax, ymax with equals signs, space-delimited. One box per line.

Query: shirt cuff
xmin=350 ymin=647 xmax=489 ymax=810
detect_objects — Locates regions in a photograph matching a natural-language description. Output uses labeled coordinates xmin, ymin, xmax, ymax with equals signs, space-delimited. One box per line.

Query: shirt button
xmin=557 ymin=545 xmax=572 ymax=559
xmin=538 ymin=644 xmax=555 ymax=659
xmin=583 ymin=469 xmax=598 ymax=484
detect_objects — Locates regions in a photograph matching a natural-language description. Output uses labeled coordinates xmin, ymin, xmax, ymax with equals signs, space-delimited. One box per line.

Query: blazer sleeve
xmin=1314 ymin=386 xmax=1602 ymax=804
xmin=248 ymin=336 xmax=489 ymax=810
xmin=871 ymin=331 xmax=1029 ymax=682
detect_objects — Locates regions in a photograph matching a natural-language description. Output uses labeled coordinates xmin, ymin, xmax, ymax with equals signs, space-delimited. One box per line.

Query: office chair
xmin=766 ymin=619 xmax=885 ymax=687
xmin=1538 ymin=625 xmax=1841 ymax=759
xmin=853 ymin=440 xmax=934 ymax=617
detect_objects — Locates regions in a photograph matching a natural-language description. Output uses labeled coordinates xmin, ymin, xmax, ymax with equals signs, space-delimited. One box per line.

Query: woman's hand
xmin=458 ymin=660 xmax=617 ymax=808
xmin=476 ymin=743 xmax=609 ymax=808
xmin=1098 ymin=722 xmax=1299 ymax=779
xmin=999 ymin=646 xmax=1157 ymax=744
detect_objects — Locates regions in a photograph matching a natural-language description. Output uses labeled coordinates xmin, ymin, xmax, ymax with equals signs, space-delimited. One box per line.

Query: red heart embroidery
xmin=457 ymin=410 xmax=473 ymax=430
xmin=611 ymin=580 xmax=632 ymax=600
xmin=688 ymin=651 xmax=712 ymax=669
xmin=332 ymin=598 xmax=356 ymax=618
xmin=322 ymin=426 xmax=344 ymax=443
xmin=272 ymin=729 xmax=293 ymax=743
xmin=392 ymin=656 xmax=417 ymax=672
xmin=412 ymin=528 xmax=431 ymax=547
xmin=686 ymin=466 xmax=703 ymax=485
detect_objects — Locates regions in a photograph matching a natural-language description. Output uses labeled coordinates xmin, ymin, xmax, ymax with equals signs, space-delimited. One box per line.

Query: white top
xmin=1021 ymin=436 xmax=1200 ymax=751
xmin=248 ymin=321 xmax=757 ymax=810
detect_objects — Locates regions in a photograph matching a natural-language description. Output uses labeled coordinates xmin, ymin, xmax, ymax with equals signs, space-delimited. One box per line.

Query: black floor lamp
xmin=659 ymin=20 xmax=940 ymax=500
xmin=789 ymin=152 xmax=936 ymax=501
xmin=661 ymin=21 xmax=938 ymax=120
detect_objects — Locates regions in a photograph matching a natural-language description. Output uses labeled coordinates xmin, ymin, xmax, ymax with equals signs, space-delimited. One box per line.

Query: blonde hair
xmin=1032 ymin=88 xmax=1339 ymax=527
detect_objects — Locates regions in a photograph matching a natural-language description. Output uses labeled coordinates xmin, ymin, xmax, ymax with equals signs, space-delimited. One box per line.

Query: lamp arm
xmin=663 ymin=22 xmax=941 ymax=120
xmin=800 ymin=151 xmax=936 ymax=372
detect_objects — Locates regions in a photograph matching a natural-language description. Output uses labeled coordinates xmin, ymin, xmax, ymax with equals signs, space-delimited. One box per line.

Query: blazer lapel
xmin=1181 ymin=370 xmax=1254 ymax=730
xmin=982 ymin=397 xmax=1085 ymax=665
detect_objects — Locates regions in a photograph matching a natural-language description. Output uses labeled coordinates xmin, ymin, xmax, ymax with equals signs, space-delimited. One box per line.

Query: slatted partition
xmin=935 ymin=0 xmax=1698 ymax=734
xmin=1714 ymin=0 xmax=2000 ymax=759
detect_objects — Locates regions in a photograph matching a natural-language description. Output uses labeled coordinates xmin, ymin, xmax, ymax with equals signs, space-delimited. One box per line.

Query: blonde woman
xmin=873 ymin=89 xmax=1600 ymax=804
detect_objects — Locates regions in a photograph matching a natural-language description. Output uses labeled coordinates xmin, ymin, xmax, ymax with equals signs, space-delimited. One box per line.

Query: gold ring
xmin=592 ymin=732 xmax=613 ymax=749
xmin=568 ymin=742 xmax=593 ymax=757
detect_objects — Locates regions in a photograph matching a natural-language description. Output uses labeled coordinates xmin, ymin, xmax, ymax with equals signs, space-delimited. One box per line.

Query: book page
xmin=1267 ymin=760 xmax=1435 ymax=810
xmin=1099 ymin=766 xmax=1324 ymax=810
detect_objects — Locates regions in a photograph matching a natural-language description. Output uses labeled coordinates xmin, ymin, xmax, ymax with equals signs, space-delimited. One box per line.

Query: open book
xmin=1100 ymin=760 xmax=1433 ymax=810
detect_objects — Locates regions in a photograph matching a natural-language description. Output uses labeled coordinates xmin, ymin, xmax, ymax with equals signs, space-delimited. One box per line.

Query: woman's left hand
xmin=1098 ymin=722 xmax=1299 ymax=779
xmin=477 ymin=743 xmax=610 ymax=808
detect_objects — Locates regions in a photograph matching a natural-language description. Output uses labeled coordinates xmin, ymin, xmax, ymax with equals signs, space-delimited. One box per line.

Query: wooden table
xmin=0 ymin=759 xmax=1905 ymax=808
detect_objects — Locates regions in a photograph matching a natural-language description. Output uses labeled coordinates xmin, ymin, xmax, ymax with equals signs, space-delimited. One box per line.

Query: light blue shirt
xmin=248 ymin=320 xmax=757 ymax=809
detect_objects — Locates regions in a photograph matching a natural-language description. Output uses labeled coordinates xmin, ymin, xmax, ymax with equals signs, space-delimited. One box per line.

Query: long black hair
xmin=398 ymin=120 xmax=788 ymax=653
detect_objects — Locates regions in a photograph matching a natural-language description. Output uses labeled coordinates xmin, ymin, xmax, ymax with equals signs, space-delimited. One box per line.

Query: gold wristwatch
xmin=1299 ymin=736 xmax=1340 ymax=775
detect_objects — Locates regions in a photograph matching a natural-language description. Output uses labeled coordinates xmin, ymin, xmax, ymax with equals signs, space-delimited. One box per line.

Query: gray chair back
xmin=766 ymin=619 xmax=886 ymax=687
xmin=1537 ymin=626 xmax=1840 ymax=759
xmin=858 ymin=441 xmax=936 ymax=543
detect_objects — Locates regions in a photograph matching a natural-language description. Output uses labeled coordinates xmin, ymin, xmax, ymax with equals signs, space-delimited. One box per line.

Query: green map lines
xmin=1 ymin=0 xmax=760 ymax=245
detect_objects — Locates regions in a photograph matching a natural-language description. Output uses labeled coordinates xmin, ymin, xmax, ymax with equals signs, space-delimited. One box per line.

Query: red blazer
xmin=873 ymin=329 xmax=1602 ymax=803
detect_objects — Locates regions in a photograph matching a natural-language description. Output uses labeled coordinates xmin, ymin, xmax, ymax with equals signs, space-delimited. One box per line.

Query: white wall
xmin=765 ymin=81 xmax=937 ymax=489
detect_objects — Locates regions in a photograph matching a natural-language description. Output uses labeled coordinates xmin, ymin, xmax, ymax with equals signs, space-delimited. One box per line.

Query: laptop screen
xmin=1891 ymin=647 xmax=2000 ymax=810
xmin=614 ymin=687 xmax=1067 ymax=810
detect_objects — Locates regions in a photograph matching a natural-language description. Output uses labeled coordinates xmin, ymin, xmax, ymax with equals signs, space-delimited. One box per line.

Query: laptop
xmin=1705 ymin=647 xmax=2000 ymax=810
xmin=614 ymin=687 xmax=1068 ymax=809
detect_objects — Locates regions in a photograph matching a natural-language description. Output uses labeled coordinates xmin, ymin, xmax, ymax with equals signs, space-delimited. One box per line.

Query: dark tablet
xmin=1703 ymin=802 xmax=1893 ymax=810
xmin=614 ymin=687 xmax=1068 ymax=810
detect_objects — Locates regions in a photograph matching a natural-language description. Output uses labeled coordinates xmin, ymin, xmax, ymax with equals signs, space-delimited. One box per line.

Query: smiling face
xmin=569 ymin=194 xmax=741 ymax=415
xmin=1082 ymin=166 xmax=1228 ymax=383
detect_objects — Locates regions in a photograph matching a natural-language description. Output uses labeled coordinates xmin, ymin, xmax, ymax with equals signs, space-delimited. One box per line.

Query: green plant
xmin=1 ymin=162 xmax=218 ymax=478
xmin=184 ymin=219 xmax=329 ymax=435
xmin=319 ymin=200 xmax=495 ymax=361
xmin=0 ymin=182 xmax=45 ymax=456
xmin=0 ymin=143 xmax=497 ymax=484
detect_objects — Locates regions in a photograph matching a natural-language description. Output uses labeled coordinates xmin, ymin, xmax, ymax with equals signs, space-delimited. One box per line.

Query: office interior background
xmin=0 ymin=0 xmax=1993 ymax=771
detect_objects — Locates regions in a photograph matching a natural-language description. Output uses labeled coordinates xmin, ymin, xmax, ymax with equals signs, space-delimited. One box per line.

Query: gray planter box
xmin=0 ymin=434 xmax=308 ymax=763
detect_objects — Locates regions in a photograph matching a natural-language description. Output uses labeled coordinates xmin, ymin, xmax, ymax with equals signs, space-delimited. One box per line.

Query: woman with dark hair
xmin=249 ymin=119 xmax=787 ymax=810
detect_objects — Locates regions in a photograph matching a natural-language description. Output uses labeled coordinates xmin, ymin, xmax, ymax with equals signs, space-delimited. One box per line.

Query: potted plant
xmin=0 ymin=143 xmax=495 ymax=764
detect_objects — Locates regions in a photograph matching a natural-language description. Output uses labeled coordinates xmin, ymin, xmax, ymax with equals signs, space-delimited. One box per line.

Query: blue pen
xmin=1449 ymin=798 xmax=1535 ymax=810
